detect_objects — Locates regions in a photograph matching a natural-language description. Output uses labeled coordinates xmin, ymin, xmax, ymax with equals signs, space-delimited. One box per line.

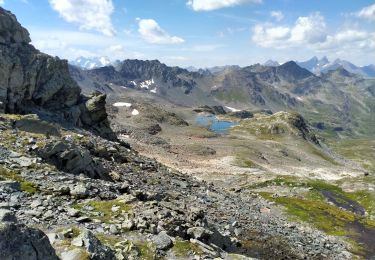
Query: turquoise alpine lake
xmin=195 ymin=115 xmax=238 ymax=134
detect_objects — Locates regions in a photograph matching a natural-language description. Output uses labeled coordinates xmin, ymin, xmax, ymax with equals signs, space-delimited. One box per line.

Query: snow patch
xmin=225 ymin=106 xmax=240 ymax=112
xmin=140 ymin=78 xmax=154 ymax=89
xmin=130 ymin=81 xmax=137 ymax=86
xmin=113 ymin=102 xmax=132 ymax=107
xmin=131 ymin=109 xmax=140 ymax=116
xmin=150 ymin=87 xmax=157 ymax=94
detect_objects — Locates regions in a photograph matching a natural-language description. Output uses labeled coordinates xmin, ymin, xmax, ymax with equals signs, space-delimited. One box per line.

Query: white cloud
xmin=252 ymin=13 xmax=327 ymax=48
xmin=187 ymin=0 xmax=262 ymax=11
xmin=137 ymin=18 xmax=184 ymax=44
xmin=0 ymin=0 xmax=4 ymax=5
xmin=289 ymin=13 xmax=327 ymax=44
xmin=316 ymin=30 xmax=375 ymax=52
xmin=356 ymin=3 xmax=375 ymax=21
xmin=252 ymin=13 xmax=375 ymax=58
xmin=270 ymin=11 xmax=284 ymax=21
xmin=49 ymin=0 xmax=115 ymax=36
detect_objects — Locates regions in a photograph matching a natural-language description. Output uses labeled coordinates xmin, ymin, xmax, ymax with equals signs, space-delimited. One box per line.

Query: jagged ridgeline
xmin=71 ymin=55 xmax=375 ymax=139
xmin=0 ymin=7 xmax=115 ymax=139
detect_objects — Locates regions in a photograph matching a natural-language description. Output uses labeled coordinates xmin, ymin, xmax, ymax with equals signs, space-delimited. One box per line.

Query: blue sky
xmin=1 ymin=0 xmax=375 ymax=67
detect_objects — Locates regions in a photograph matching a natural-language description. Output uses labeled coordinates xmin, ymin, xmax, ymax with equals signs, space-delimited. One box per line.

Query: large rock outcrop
xmin=0 ymin=223 xmax=59 ymax=260
xmin=0 ymin=7 xmax=114 ymax=139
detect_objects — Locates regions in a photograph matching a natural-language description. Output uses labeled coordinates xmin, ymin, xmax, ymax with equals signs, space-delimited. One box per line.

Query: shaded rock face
xmin=0 ymin=223 xmax=59 ymax=260
xmin=0 ymin=7 xmax=114 ymax=139
xmin=0 ymin=8 xmax=30 ymax=44
xmin=37 ymin=141 xmax=111 ymax=181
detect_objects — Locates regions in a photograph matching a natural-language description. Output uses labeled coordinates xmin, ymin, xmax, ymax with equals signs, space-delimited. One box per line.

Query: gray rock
xmin=187 ymin=227 xmax=213 ymax=240
xmin=30 ymin=198 xmax=43 ymax=208
xmin=70 ymin=184 xmax=89 ymax=199
xmin=61 ymin=248 xmax=87 ymax=260
xmin=109 ymin=224 xmax=119 ymax=234
xmin=38 ymin=141 xmax=110 ymax=180
xmin=0 ymin=7 xmax=114 ymax=139
xmin=122 ymin=219 xmax=134 ymax=230
xmin=9 ymin=156 xmax=33 ymax=167
xmin=76 ymin=216 xmax=91 ymax=223
xmin=153 ymin=231 xmax=173 ymax=250
xmin=0 ymin=209 xmax=17 ymax=223
xmin=0 ymin=180 xmax=20 ymax=191
xmin=66 ymin=207 xmax=80 ymax=217
xmin=0 ymin=223 xmax=58 ymax=260
xmin=0 ymin=7 xmax=30 ymax=44
xmin=73 ymin=229 xmax=115 ymax=260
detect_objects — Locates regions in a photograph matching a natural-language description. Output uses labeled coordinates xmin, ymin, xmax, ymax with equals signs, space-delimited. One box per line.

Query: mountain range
xmin=69 ymin=58 xmax=375 ymax=139
xmin=296 ymin=57 xmax=375 ymax=77
xmin=70 ymin=56 xmax=375 ymax=78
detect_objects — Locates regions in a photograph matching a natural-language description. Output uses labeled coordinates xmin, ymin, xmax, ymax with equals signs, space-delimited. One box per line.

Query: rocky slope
xmin=0 ymin=7 xmax=114 ymax=139
xmin=0 ymin=113 xmax=354 ymax=259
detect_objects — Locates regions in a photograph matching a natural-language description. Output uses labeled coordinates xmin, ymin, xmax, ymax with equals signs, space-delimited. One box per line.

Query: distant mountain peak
xmin=264 ymin=60 xmax=280 ymax=67
xmin=277 ymin=61 xmax=314 ymax=80
xmin=297 ymin=56 xmax=375 ymax=78
xmin=70 ymin=56 xmax=112 ymax=70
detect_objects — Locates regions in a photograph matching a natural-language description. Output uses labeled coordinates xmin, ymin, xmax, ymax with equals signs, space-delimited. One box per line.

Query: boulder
xmin=0 ymin=209 xmax=17 ymax=223
xmin=71 ymin=229 xmax=115 ymax=260
xmin=0 ymin=223 xmax=58 ymax=260
xmin=152 ymin=231 xmax=173 ymax=250
xmin=38 ymin=141 xmax=111 ymax=180
xmin=80 ymin=92 xmax=108 ymax=126
xmin=187 ymin=227 xmax=213 ymax=240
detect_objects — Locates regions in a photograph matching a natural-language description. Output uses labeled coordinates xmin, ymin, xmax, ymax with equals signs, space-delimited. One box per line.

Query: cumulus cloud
xmin=270 ymin=11 xmax=284 ymax=21
xmin=356 ymin=3 xmax=375 ymax=21
xmin=137 ymin=19 xmax=184 ymax=44
xmin=49 ymin=0 xmax=115 ymax=36
xmin=252 ymin=13 xmax=375 ymax=55
xmin=187 ymin=0 xmax=262 ymax=11
xmin=317 ymin=30 xmax=375 ymax=52
xmin=252 ymin=13 xmax=327 ymax=48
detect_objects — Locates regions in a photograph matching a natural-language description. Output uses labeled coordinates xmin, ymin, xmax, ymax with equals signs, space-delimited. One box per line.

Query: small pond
xmin=195 ymin=115 xmax=238 ymax=134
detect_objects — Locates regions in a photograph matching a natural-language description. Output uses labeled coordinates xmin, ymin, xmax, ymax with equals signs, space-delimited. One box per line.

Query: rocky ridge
xmin=0 ymin=7 xmax=114 ymax=139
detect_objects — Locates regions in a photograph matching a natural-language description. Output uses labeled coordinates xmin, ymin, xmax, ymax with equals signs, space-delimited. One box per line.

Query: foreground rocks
xmin=0 ymin=212 xmax=58 ymax=260
xmin=0 ymin=113 xmax=354 ymax=259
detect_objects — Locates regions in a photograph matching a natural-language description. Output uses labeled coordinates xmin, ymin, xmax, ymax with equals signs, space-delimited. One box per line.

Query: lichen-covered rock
xmin=0 ymin=223 xmax=58 ymax=260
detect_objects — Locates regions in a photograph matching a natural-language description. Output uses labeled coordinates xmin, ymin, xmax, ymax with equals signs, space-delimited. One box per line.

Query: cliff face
xmin=0 ymin=8 xmax=114 ymax=139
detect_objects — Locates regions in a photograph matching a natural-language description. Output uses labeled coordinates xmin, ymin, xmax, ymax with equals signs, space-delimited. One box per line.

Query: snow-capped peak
xmin=70 ymin=56 xmax=112 ymax=70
